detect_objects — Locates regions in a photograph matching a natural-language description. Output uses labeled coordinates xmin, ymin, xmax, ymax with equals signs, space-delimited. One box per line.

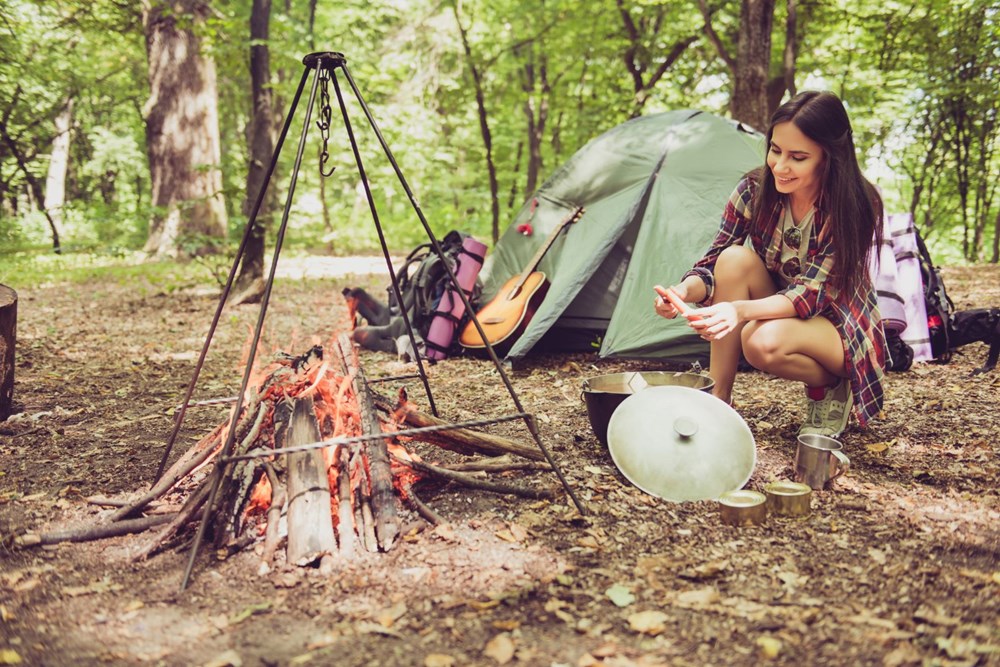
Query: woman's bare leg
xmin=741 ymin=316 xmax=847 ymax=385
xmin=708 ymin=245 xmax=777 ymax=403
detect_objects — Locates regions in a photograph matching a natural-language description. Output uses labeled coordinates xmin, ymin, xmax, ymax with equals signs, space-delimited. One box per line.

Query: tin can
xmin=718 ymin=490 xmax=768 ymax=526
xmin=764 ymin=480 xmax=812 ymax=517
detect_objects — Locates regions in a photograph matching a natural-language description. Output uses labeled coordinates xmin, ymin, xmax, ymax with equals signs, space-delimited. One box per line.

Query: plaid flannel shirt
xmin=683 ymin=176 xmax=886 ymax=427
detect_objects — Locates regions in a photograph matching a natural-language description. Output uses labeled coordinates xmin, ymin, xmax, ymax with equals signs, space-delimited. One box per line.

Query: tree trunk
xmin=43 ymin=99 xmax=73 ymax=243
xmin=730 ymin=0 xmax=777 ymax=132
xmin=452 ymin=4 xmax=501 ymax=243
xmin=0 ymin=285 xmax=15 ymax=421
xmin=141 ymin=0 xmax=228 ymax=258
xmin=232 ymin=0 xmax=277 ymax=304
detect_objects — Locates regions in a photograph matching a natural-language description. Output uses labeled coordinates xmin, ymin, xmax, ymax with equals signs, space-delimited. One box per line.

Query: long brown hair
xmin=751 ymin=91 xmax=883 ymax=297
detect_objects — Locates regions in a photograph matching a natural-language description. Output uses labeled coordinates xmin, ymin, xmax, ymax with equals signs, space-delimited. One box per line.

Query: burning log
xmin=285 ymin=397 xmax=337 ymax=566
xmin=337 ymin=333 xmax=399 ymax=551
xmin=12 ymin=336 xmax=563 ymax=571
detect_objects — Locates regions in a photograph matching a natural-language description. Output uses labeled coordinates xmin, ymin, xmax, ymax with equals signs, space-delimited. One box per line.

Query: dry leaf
xmin=201 ymin=649 xmax=243 ymax=667
xmin=605 ymin=583 xmax=636 ymax=608
xmin=676 ymin=587 xmax=720 ymax=606
xmin=756 ymin=636 xmax=782 ymax=659
xmin=866 ymin=441 xmax=892 ymax=454
xmin=627 ymin=610 xmax=668 ymax=635
xmin=377 ymin=602 xmax=407 ymax=628
xmin=484 ymin=633 xmax=515 ymax=664
xmin=868 ymin=548 xmax=887 ymax=565
xmin=0 ymin=649 xmax=23 ymax=665
xmin=424 ymin=654 xmax=456 ymax=667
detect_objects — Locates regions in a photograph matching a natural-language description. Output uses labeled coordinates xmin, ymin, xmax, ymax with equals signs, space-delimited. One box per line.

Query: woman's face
xmin=766 ymin=121 xmax=825 ymax=204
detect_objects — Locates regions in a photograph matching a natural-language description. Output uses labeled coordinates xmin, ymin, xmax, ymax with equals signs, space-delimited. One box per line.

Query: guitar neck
xmin=513 ymin=206 xmax=584 ymax=290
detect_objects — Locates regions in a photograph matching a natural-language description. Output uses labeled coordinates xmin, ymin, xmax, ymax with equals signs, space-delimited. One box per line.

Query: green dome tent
xmin=478 ymin=109 xmax=764 ymax=362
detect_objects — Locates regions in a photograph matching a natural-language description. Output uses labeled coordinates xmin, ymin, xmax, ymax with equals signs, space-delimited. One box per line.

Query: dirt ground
xmin=1 ymin=262 xmax=998 ymax=667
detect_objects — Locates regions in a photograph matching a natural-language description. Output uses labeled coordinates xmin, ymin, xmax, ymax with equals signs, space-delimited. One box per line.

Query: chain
xmin=317 ymin=68 xmax=336 ymax=178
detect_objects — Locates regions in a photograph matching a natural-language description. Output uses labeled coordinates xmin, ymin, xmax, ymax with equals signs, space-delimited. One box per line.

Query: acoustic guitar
xmin=459 ymin=206 xmax=585 ymax=355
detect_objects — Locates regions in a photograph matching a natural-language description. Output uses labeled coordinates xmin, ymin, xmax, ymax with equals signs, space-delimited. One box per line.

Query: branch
xmin=697 ymin=0 xmax=735 ymax=73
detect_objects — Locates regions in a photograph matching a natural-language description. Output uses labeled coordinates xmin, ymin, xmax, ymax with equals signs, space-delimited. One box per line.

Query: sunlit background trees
xmin=1 ymin=0 xmax=997 ymax=280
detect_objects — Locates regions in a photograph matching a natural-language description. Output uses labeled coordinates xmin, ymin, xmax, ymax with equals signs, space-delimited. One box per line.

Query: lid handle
xmin=673 ymin=416 xmax=698 ymax=439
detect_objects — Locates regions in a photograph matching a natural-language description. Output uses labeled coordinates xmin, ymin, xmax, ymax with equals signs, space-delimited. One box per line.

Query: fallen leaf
xmin=678 ymin=559 xmax=730 ymax=580
xmin=868 ymin=548 xmax=887 ymax=565
xmin=424 ymin=654 xmax=456 ymax=667
xmin=605 ymin=583 xmax=635 ymax=608
xmin=756 ymin=636 xmax=781 ymax=659
xmin=377 ymin=602 xmax=407 ymax=628
xmin=432 ymin=524 xmax=457 ymax=542
xmin=866 ymin=441 xmax=893 ymax=454
xmin=0 ymin=649 xmax=23 ymax=665
xmin=627 ymin=610 xmax=668 ymax=636
xmin=484 ymin=633 xmax=515 ymax=664
xmin=676 ymin=587 xmax=720 ymax=606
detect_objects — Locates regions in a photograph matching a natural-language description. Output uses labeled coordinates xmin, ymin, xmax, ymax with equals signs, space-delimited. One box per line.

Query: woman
xmin=654 ymin=91 xmax=886 ymax=437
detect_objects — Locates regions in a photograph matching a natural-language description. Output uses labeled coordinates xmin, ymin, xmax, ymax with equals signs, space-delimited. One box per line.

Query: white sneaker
xmin=799 ymin=379 xmax=853 ymax=438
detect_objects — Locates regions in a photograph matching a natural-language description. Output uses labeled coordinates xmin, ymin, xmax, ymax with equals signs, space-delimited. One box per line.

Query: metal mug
xmin=795 ymin=434 xmax=850 ymax=490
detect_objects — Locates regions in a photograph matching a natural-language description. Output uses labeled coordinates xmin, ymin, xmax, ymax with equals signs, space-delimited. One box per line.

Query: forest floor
xmin=1 ymin=260 xmax=998 ymax=667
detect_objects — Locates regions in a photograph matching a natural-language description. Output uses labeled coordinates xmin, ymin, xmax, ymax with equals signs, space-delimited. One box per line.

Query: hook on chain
xmin=317 ymin=69 xmax=336 ymax=178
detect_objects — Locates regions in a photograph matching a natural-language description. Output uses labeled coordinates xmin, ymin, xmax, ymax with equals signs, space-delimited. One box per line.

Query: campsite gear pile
xmin=605 ymin=386 xmax=756 ymax=502
xmin=875 ymin=212 xmax=1000 ymax=374
xmin=581 ymin=370 xmax=714 ymax=447
xmin=346 ymin=230 xmax=487 ymax=360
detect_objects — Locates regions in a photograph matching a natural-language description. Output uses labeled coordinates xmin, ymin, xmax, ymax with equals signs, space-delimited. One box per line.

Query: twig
xmin=440 ymin=458 xmax=553 ymax=473
xmin=406 ymin=488 xmax=443 ymax=526
xmin=15 ymin=514 xmax=176 ymax=547
xmin=394 ymin=455 xmax=560 ymax=499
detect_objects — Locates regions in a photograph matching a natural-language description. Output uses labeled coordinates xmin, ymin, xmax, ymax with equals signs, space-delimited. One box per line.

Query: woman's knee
xmin=715 ymin=245 xmax=760 ymax=276
xmin=742 ymin=321 xmax=785 ymax=370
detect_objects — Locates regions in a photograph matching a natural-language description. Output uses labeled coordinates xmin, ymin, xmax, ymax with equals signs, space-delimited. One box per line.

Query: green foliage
xmin=0 ymin=0 xmax=996 ymax=267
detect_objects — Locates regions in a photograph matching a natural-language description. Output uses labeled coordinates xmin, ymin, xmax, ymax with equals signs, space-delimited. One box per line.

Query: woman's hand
xmin=687 ymin=302 xmax=740 ymax=340
xmin=653 ymin=284 xmax=688 ymax=319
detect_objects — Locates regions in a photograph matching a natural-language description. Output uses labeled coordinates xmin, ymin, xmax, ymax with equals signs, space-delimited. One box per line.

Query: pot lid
xmin=607 ymin=386 xmax=755 ymax=502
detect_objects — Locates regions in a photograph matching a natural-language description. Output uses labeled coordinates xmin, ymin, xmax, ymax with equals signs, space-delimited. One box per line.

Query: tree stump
xmin=0 ymin=284 xmax=16 ymax=421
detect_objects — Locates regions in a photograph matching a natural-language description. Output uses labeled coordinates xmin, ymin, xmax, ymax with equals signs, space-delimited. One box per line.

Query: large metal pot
xmin=606 ymin=386 xmax=755 ymax=502
xmin=582 ymin=371 xmax=714 ymax=446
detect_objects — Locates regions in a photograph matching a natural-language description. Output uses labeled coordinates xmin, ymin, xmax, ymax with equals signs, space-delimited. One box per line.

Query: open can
xmin=764 ymin=481 xmax=812 ymax=517
xmin=718 ymin=490 xmax=768 ymax=526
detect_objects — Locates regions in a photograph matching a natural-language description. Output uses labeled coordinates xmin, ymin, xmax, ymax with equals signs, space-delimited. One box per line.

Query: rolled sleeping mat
xmin=424 ymin=236 xmax=487 ymax=360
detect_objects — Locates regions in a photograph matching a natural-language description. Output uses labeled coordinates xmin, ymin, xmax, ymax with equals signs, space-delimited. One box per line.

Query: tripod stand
xmin=153 ymin=52 xmax=587 ymax=590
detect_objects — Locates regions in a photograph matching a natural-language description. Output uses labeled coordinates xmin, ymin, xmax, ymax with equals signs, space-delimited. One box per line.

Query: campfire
xmin=15 ymin=332 xmax=558 ymax=576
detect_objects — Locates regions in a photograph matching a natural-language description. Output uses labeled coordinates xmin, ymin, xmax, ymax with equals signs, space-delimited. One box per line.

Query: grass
xmin=0 ymin=248 xmax=222 ymax=293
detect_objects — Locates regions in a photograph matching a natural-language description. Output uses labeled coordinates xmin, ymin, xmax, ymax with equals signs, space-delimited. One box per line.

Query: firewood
xmin=406 ymin=489 xmax=443 ymax=526
xmin=15 ymin=514 xmax=175 ymax=547
xmin=440 ymin=457 xmax=553 ymax=474
xmin=395 ymin=455 xmax=560 ymax=499
xmin=372 ymin=392 xmax=544 ymax=462
xmin=338 ymin=334 xmax=400 ymax=551
xmin=335 ymin=445 xmax=356 ymax=558
xmin=132 ymin=479 xmax=213 ymax=561
xmin=285 ymin=397 xmax=337 ymax=565
xmin=258 ymin=462 xmax=286 ymax=574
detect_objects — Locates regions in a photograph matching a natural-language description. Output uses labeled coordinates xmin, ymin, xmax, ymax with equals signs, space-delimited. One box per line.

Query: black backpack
xmin=914 ymin=228 xmax=955 ymax=362
xmin=388 ymin=230 xmax=483 ymax=343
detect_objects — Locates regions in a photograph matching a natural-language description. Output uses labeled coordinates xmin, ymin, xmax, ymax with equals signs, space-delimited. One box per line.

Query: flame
xmin=237 ymin=327 xmax=424 ymax=533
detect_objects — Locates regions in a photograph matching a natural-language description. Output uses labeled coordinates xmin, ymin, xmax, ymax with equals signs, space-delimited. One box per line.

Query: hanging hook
xmin=317 ymin=68 xmax=337 ymax=177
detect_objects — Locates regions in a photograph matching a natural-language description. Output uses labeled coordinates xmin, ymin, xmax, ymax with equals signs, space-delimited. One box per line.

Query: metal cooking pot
xmin=582 ymin=371 xmax=714 ymax=446
xmin=606 ymin=386 xmax=755 ymax=502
